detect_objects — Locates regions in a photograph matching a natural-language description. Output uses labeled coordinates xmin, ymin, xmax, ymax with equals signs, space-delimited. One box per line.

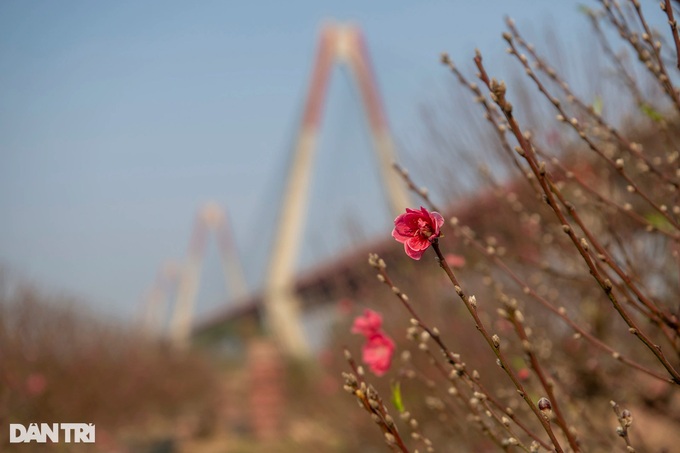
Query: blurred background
xmin=1 ymin=1 xmax=676 ymax=452
xmin=1 ymin=0 xmax=596 ymax=322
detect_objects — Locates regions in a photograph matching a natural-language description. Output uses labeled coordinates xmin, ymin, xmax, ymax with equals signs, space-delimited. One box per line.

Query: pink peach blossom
xmin=361 ymin=332 xmax=395 ymax=376
xmin=392 ymin=207 xmax=444 ymax=260
xmin=351 ymin=309 xmax=383 ymax=337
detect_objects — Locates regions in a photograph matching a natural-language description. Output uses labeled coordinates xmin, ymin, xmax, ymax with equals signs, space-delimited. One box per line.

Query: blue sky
xmin=0 ymin=1 xmax=659 ymax=324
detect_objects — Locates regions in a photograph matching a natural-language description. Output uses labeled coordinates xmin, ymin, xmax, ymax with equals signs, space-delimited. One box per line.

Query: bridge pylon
xmin=170 ymin=202 xmax=248 ymax=348
xmin=264 ymin=22 xmax=410 ymax=359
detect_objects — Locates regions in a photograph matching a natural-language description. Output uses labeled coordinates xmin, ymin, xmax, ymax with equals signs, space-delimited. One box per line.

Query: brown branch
xmin=369 ymin=255 xmax=554 ymax=450
xmin=394 ymin=161 xmax=673 ymax=384
xmin=473 ymin=50 xmax=680 ymax=385
xmin=430 ymin=241 xmax=569 ymax=452
xmin=662 ymin=0 xmax=680 ymax=70
xmin=505 ymin=17 xmax=679 ymax=189
xmin=506 ymin=303 xmax=580 ymax=450
xmin=599 ymin=0 xmax=680 ymax=113
xmin=343 ymin=352 xmax=410 ymax=452
xmin=502 ymin=33 xmax=680 ymax=232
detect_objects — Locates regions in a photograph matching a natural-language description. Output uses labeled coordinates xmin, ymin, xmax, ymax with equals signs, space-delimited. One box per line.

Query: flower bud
xmin=538 ymin=397 xmax=552 ymax=418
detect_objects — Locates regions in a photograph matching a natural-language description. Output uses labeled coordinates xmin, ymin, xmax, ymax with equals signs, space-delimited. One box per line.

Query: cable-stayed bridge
xmin=141 ymin=22 xmax=412 ymax=358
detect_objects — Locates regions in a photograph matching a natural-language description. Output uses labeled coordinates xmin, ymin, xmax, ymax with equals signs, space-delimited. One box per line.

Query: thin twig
xmin=473 ymin=50 xmax=680 ymax=384
xmin=661 ymin=0 xmax=680 ymax=69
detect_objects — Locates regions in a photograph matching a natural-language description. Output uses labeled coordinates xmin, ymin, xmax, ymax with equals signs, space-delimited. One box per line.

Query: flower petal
xmin=405 ymin=243 xmax=425 ymax=260
xmin=406 ymin=236 xmax=430 ymax=251
xmin=391 ymin=226 xmax=411 ymax=243
xmin=430 ymin=211 xmax=444 ymax=233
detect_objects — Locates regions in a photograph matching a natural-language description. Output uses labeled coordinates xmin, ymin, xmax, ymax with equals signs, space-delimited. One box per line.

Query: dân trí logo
xmin=9 ymin=423 xmax=95 ymax=443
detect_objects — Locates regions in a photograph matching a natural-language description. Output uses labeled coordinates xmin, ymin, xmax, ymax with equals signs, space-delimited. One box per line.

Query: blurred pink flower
xmin=351 ymin=310 xmax=395 ymax=376
xmin=351 ymin=309 xmax=383 ymax=337
xmin=392 ymin=207 xmax=444 ymax=260
xmin=518 ymin=368 xmax=531 ymax=381
xmin=362 ymin=332 xmax=395 ymax=376
xmin=445 ymin=253 xmax=466 ymax=268
xmin=336 ymin=298 xmax=354 ymax=316
xmin=25 ymin=373 xmax=47 ymax=397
